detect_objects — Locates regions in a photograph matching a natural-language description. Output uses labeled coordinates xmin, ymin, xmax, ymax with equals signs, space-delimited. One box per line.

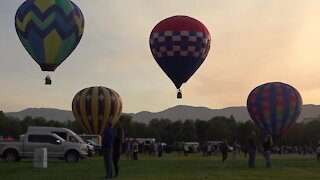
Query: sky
xmin=1 ymin=0 xmax=320 ymax=113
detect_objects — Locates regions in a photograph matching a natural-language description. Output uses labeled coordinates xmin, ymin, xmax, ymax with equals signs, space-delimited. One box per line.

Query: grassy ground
xmin=0 ymin=153 xmax=319 ymax=180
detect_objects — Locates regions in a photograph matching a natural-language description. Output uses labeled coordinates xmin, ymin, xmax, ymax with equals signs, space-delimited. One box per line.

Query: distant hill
xmin=5 ymin=104 xmax=320 ymax=124
xmin=6 ymin=108 xmax=75 ymax=122
xmin=130 ymin=105 xmax=250 ymax=123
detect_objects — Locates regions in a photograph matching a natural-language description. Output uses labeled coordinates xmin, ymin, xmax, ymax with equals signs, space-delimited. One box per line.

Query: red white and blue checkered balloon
xmin=149 ymin=16 xmax=211 ymax=97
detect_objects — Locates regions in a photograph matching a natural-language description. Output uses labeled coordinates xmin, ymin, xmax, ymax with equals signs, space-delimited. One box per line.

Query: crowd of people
xmin=121 ymin=139 xmax=165 ymax=160
xmin=243 ymin=132 xmax=320 ymax=168
xmin=200 ymin=140 xmax=241 ymax=161
xmin=101 ymin=123 xmax=320 ymax=179
xmin=199 ymin=132 xmax=320 ymax=169
xmin=270 ymin=145 xmax=317 ymax=155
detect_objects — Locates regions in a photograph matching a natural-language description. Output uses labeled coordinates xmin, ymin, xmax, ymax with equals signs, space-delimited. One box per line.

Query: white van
xmin=27 ymin=126 xmax=95 ymax=156
xmin=27 ymin=126 xmax=84 ymax=143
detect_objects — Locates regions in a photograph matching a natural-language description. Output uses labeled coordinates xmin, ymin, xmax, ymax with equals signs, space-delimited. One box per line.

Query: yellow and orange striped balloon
xmin=72 ymin=86 xmax=122 ymax=135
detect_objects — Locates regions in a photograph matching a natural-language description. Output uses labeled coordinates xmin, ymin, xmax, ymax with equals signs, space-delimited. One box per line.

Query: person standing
xmin=262 ymin=134 xmax=273 ymax=168
xmin=213 ymin=144 xmax=218 ymax=156
xmin=158 ymin=143 xmax=163 ymax=157
xmin=184 ymin=143 xmax=189 ymax=156
xmin=177 ymin=143 xmax=183 ymax=156
xmin=123 ymin=139 xmax=130 ymax=160
xmin=207 ymin=143 xmax=212 ymax=156
xmin=316 ymin=141 xmax=320 ymax=161
xmin=125 ymin=139 xmax=133 ymax=160
xmin=132 ymin=139 xmax=139 ymax=160
xmin=247 ymin=131 xmax=257 ymax=168
xmin=113 ymin=127 xmax=124 ymax=177
xmin=243 ymin=147 xmax=248 ymax=159
xmin=232 ymin=140 xmax=239 ymax=160
xmin=148 ymin=142 xmax=153 ymax=156
xmin=221 ymin=139 xmax=228 ymax=162
xmin=201 ymin=142 xmax=208 ymax=157
xmin=102 ymin=121 xmax=114 ymax=179
xmin=153 ymin=142 xmax=157 ymax=157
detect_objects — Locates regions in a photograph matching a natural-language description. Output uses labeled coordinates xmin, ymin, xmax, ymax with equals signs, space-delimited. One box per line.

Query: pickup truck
xmin=0 ymin=127 xmax=88 ymax=163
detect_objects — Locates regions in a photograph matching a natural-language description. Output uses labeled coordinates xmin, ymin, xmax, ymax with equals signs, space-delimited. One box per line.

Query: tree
xmin=205 ymin=119 xmax=232 ymax=142
xmin=234 ymin=120 xmax=260 ymax=146
xmin=195 ymin=119 xmax=208 ymax=142
xmin=161 ymin=120 xmax=183 ymax=144
xmin=117 ymin=115 xmax=135 ymax=138
xmin=177 ymin=120 xmax=198 ymax=142
xmin=148 ymin=118 xmax=172 ymax=141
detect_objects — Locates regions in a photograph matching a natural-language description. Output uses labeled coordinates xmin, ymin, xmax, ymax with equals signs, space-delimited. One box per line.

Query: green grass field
xmin=1 ymin=153 xmax=319 ymax=180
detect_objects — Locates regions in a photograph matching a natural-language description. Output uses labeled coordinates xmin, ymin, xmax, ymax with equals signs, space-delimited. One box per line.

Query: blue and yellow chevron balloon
xmin=15 ymin=0 xmax=85 ymax=71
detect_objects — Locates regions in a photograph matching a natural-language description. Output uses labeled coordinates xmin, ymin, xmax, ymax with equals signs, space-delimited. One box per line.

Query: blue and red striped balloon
xmin=149 ymin=15 xmax=211 ymax=98
xmin=247 ymin=82 xmax=302 ymax=138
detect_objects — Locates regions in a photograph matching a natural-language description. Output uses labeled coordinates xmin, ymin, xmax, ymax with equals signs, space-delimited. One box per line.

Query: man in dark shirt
xmin=247 ymin=131 xmax=257 ymax=168
xmin=262 ymin=135 xmax=273 ymax=168
xmin=113 ymin=127 xmax=124 ymax=177
xmin=102 ymin=121 xmax=114 ymax=179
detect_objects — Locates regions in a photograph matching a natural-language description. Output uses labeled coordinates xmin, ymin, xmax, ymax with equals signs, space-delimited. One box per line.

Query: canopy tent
xmin=2 ymin=136 xmax=16 ymax=141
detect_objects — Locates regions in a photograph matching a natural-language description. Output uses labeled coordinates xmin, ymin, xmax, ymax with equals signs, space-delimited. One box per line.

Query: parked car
xmin=79 ymin=135 xmax=101 ymax=145
xmin=0 ymin=126 xmax=88 ymax=163
xmin=85 ymin=143 xmax=95 ymax=157
xmin=83 ymin=139 xmax=102 ymax=155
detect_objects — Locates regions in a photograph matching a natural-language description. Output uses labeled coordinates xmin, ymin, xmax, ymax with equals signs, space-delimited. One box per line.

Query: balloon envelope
xmin=72 ymin=86 xmax=122 ymax=135
xmin=15 ymin=0 xmax=85 ymax=71
xmin=247 ymin=82 xmax=302 ymax=138
xmin=149 ymin=15 xmax=211 ymax=90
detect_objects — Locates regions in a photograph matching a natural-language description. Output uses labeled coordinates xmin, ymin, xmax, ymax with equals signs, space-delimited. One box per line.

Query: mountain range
xmin=5 ymin=104 xmax=320 ymax=124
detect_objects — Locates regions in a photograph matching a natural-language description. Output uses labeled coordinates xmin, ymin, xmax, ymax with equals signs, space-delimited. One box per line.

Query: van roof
xmin=28 ymin=126 xmax=68 ymax=130
xmin=26 ymin=132 xmax=56 ymax=135
xmin=27 ymin=126 xmax=75 ymax=134
xmin=28 ymin=126 xmax=69 ymax=131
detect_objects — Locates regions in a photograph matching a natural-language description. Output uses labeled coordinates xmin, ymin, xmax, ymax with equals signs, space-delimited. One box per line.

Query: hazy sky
xmin=1 ymin=0 xmax=320 ymax=113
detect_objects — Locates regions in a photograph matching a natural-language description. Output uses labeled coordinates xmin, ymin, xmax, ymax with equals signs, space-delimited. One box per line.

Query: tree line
xmin=1 ymin=111 xmax=320 ymax=147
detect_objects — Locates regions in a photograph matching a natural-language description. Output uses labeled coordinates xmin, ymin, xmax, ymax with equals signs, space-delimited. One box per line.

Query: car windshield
xmin=69 ymin=131 xmax=85 ymax=144
xmin=87 ymin=139 xmax=99 ymax=146
xmin=52 ymin=133 xmax=66 ymax=142
xmin=69 ymin=136 xmax=80 ymax=143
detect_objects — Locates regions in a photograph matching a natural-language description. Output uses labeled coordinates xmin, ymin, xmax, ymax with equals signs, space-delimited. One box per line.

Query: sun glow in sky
xmin=1 ymin=0 xmax=320 ymax=113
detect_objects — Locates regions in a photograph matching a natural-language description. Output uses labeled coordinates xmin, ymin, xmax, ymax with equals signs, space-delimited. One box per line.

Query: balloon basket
xmin=45 ymin=76 xmax=52 ymax=85
xmin=177 ymin=89 xmax=182 ymax=99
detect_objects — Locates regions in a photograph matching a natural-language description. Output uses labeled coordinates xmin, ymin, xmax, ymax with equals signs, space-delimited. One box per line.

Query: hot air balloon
xmin=247 ymin=82 xmax=302 ymax=140
xmin=15 ymin=0 xmax=85 ymax=85
xmin=72 ymin=86 xmax=122 ymax=135
xmin=149 ymin=15 xmax=211 ymax=98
